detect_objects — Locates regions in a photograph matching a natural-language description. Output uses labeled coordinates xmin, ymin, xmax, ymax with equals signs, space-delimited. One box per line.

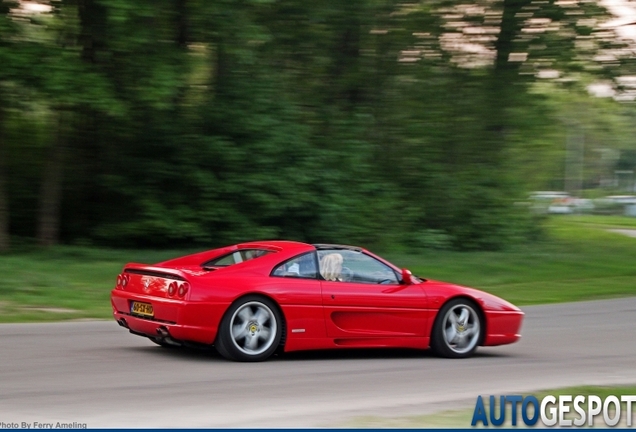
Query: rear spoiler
xmin=123 ymin=264 xmax=188 ymax=281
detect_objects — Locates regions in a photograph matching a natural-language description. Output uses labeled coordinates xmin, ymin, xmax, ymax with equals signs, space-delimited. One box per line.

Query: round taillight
xmin=168 ymin=282 xmax=177 ymax=296
xmin=116 ymin=275 xmax=122 ymax=288
xmin=178 ymin=283 xmax=189 ymax=297
xmin=122 ymin=274 xmax=128 ymax=287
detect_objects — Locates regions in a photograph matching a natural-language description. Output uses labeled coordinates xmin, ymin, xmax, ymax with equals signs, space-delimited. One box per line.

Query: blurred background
xmin=2 ymin=0 xmax=636 ymax=253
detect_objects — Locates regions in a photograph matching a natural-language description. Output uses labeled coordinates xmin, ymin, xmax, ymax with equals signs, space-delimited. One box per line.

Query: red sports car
xmin=111 ymin=241 xmax=523 ymax=361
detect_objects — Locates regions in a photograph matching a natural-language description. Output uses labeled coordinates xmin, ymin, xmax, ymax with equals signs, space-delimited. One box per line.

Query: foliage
xmin=2 ymin=0 xmax=635 ymax=251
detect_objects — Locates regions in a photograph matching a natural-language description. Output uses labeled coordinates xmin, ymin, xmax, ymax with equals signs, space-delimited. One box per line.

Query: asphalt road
xmin=1 ymin=297 xmax=635 ymax=428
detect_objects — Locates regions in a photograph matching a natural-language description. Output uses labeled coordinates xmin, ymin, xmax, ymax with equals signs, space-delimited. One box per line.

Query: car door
xmin=269 ymin=251 xmax=327 ymax=343
xmin=318 ymin=249 xmax=430 ymax=338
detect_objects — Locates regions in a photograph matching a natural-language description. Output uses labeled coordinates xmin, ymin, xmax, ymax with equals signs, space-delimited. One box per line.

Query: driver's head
xmin=320 ymin=253 xmax=343 ymax=281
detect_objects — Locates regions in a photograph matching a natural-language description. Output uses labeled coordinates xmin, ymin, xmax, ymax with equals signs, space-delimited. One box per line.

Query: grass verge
xmin=1 ymin=216 xmax=635 ymax=322
xmin=341 ymin=385 xmax=636 ymax=428
xmin=388 ymin=217 xmax=636 ymax=305
xmin=0 ymin=246 xmax=197 ymax=323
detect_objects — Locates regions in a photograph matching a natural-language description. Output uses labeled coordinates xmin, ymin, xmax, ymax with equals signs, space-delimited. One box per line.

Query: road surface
xmin=1 ymin=297 xmax=635 ymax=427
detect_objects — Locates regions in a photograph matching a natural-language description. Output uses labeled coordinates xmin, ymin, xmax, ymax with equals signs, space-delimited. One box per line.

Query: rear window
xmin=202 ymin=249 xmax=272 ymax=267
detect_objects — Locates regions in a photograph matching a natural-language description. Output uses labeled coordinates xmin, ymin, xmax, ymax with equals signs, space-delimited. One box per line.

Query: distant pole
xmin=576 ymin=128 xmax=584 ymax=197
xmin=565 ymin=122 xmax=584 ymax=197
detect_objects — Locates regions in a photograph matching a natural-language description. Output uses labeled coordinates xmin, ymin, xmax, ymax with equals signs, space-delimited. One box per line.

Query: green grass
xmin=566 ymin=215 xmax=636 ymax=229
xmin=341 ymin=385 xmax=636 ymax=428
xmin=1 ymin=216 xmax=636 ymax=322
xmin=387 ymin=217 xmax=636 ymax=305
xmin=0 ymin=246 xmax=201 ymax=323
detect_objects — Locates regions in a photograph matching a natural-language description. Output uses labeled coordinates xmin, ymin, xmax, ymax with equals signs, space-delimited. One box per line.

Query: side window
xmin=271 ymin=252 xmax=318 ymax=279
xmin=203 ymin=249 xmax=271 ymax=267
xmin=211 ymin=254 xmax=238 ymax=266
xmin=317 ymin=249 xmax=399 ymax=284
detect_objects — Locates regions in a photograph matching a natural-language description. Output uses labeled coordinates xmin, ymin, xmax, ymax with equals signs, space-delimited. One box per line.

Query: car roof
xmin=235 ymin=240 xmax=313 ymax=251
xmin=236 ymin=240 xmax=365 ymax=253
xmin=312 ymin=243 xmax=364 ymax=252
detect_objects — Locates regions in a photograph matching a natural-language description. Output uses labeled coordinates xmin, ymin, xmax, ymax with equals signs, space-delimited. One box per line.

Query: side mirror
xmin=401 ymin=268 xmax=413 ymax=285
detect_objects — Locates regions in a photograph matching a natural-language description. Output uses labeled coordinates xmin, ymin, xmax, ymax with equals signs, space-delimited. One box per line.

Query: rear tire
xmin=215 ymin=296 xmax=283 ymax=362
xmin=431 ymin=298 xmax=482 ymax=358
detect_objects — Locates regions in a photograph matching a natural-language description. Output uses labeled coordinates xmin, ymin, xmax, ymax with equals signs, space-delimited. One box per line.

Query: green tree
xmin=0 ymin=0 xmax=20 ymax=252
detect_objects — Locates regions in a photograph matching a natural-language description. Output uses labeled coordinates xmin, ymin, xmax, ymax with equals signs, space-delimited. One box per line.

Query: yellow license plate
xmin=131 ymin=301 xmax=154 ymax=317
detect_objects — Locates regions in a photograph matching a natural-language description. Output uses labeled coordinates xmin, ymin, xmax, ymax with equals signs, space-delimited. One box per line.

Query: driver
xmin=319 ymin=253 xmax=343 ymax=281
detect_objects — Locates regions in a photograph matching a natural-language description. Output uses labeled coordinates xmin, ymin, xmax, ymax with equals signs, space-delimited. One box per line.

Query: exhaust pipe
xmin=156 ymin=327 xmax=182 ymax=346
xmin=117 ymin=318 xmax=129 ymax=328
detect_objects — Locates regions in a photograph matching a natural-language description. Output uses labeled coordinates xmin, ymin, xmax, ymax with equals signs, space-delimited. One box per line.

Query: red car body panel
xmin=111 ymin=240 xmax=523 ymax=355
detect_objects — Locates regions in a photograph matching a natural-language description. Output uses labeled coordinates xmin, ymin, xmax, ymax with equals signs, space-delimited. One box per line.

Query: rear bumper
xmin=111 ymin=290 xmax=228 ymax=345
xmin=483 ymin=309 xmax=524 ymax=346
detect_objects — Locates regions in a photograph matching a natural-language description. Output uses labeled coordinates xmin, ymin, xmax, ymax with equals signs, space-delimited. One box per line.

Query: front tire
xmin=215 ymin=296 xmax=283 ymax=362
xmin=431 ymin=299 xmax=482 ymax=358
